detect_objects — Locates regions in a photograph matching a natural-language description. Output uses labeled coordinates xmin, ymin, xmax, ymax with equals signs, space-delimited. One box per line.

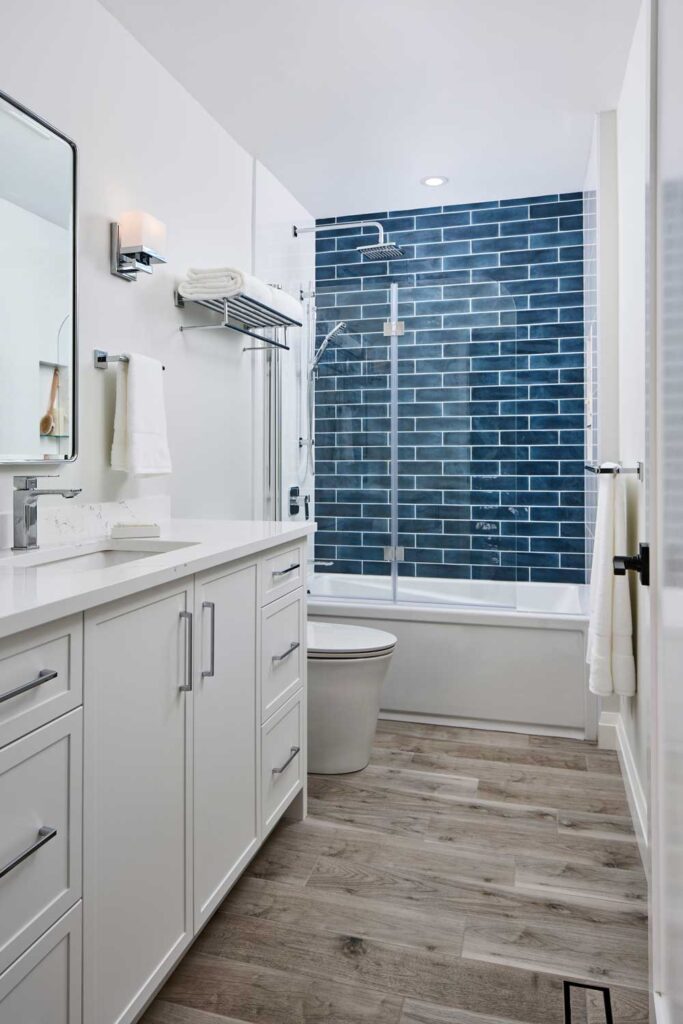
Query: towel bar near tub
xmin=584 ymin=462 xmax=643 ymax=481
xmin=94 ymin=350 xmax=165 ymax=371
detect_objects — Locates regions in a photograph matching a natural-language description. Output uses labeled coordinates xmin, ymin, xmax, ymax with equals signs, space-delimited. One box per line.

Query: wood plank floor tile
xmin=461 ymin=915 xmax=648 ymax=989
xmin=141 ymin=1001 xmax=250 ymax=1023
xmin=402 ymin=749 xmax=628 ymax=795
xmin=373 ymin=731 xmax=590 ymax=772
xmin=144 ymin=722 xmax=648 ymax=1024
xmin=377 ymin=720 xmax=533 ymax=749
xmin=157 ymin=952 xmax=404 ymax=1024
xmin=426 ymin=815 xmax=643 ymax=869
xmin=222 ymin=875 xmax=466 ymax=956
xmin=514 ymin=856 xmax=647 ymax=905
xmin=557 ymin=809 xmax=636 ymax=841
xmin=401 ymin=1000 xmax=542 ymax=1023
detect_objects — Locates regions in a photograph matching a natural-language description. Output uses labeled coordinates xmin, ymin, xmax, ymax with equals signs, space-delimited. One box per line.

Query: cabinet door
xmin=0 ymin=901 xmax=82 ymax=1024
xmin=83 ymin=580 xmax=194 ymax=1024
xmin=194 ymin=561 xmax=259 ymax=928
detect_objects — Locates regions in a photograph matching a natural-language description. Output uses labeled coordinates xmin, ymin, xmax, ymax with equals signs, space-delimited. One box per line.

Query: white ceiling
xmin=101 ymin=0 xmax=641 ymax=218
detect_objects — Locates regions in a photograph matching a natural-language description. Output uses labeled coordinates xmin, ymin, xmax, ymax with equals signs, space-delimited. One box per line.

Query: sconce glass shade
xmin=118 ymin=210 xmax=167 ymax=261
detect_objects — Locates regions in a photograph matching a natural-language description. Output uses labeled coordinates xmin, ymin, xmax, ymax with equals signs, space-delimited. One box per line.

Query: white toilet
xmin=307 ymin=621 xmax=397 ymax=774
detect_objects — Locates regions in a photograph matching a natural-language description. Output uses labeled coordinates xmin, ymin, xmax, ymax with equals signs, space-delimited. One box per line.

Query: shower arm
xmin=293 ymin=221 xmax=388 ymax=246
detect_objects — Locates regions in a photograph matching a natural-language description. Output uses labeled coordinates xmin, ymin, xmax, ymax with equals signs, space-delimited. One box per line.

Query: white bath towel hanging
xmin=586 ymin=466 xmax=636 ymax=696
xmin=111 ymin=354 xmax=172 ymax=477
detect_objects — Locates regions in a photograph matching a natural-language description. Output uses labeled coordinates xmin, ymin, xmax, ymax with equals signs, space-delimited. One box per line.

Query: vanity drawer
xmin=0 ymin=901 xmax=82 ymax=1024
xmin=261 ymin=690 xmax=304 ymax=836
xmin=261 ymin=590 xmax=305 ymax=723
xmin=261 ymin=544 xmax=304 ymax=605
xmin=0 ymin=615 xmax=83 ymax=749
xmin=0 ymin=709 xmax=82 ymax=975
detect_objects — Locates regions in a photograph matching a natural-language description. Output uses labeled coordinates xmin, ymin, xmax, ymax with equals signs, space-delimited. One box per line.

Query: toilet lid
xmin=307 ymin=621 xmax=397 ymax=657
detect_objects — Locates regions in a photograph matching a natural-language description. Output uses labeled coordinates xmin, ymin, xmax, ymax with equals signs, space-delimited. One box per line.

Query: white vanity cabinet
xmin=193 ymin=561 xmax=259 ymax=929
xmin=83 ymin=579 xmax=195 ymax=1024
xmin=0 ymin=530 xmax=308 ymax=1024
xmin=80 ymin=540 xmax=306 ymax=1024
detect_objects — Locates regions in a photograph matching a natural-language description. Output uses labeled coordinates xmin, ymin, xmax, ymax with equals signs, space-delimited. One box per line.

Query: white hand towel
xmin=586 ymin=467 xmax=636 ymax=696
xmin=110 ymin=354 xmax=172 ymax=477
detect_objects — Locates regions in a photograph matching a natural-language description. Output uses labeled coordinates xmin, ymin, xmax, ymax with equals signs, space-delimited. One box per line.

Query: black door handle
xmin=613 ymin=543 xmax=650 ymax=586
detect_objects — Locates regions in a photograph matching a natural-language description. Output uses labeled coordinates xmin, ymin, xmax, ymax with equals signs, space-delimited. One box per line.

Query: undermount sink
xmin=4 ymin=539 xmax=198 ymax=574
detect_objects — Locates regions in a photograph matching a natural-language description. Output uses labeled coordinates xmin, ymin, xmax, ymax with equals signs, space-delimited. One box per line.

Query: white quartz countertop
xmin=0 ymin=518 xmax=315 ymax=640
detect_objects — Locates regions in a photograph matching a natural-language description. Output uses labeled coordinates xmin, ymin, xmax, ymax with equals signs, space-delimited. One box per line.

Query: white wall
xmin=615 ymin=0 xmax=652 ymax=837
xmin=0 ymin=0 xmax=312 ymax=529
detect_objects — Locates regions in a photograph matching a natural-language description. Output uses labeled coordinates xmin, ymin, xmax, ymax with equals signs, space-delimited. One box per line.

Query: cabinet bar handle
xmin=272 ymin=746 xmax=300 ymax=775
xmin=0 ymin=669 xmax=58 ymax=705
xmin=272 ymin=563 xmax=300 ymax=578
xmin=202 ymin=601 xmax=216 ymax=678
xmin=0 ymin=826 xmax=57 ymax=881
xmin=272 ymin=641 xmax=300 ymax=664
xmin=179 ymin=610 xmax=193 ymax=691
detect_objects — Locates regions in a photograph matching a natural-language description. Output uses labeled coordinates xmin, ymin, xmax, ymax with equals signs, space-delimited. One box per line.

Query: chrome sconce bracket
xmin=110 ymin=222 xmax=166 ymax=282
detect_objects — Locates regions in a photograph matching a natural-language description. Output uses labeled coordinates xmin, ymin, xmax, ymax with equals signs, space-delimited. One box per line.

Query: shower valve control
xmin=289 ymin=486 xmax=311 ymax=520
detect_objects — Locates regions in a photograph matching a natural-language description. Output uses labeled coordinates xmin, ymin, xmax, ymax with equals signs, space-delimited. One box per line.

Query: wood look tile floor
xmin=142 ymin=722 xmax=649 ymax=1024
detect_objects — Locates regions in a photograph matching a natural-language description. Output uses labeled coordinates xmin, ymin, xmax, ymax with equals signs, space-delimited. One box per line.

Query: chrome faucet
xmin=13 ymin=476 xmax=82 ymax=551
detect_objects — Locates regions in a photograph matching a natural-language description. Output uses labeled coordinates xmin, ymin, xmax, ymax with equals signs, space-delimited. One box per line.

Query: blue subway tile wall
xmin=314 ymin=194 xmax=586 ymax=585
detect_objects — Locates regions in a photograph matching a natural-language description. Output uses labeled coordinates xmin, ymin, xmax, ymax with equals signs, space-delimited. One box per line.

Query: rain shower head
xmin=293 ymin=219 xmax=405 ymax=261
xmin=356 ymin=241 xmax=405 ymax=260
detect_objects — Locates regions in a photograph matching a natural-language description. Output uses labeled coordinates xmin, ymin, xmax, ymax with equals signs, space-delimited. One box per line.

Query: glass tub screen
xmin=310 ymin=200 xmax=586 ymax=609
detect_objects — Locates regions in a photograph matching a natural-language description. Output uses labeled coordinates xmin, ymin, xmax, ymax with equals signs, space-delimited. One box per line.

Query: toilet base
xmin=307 ymin=651 xmax=394 ymax=774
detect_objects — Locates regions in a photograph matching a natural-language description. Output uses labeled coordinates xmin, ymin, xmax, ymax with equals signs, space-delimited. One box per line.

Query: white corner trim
xmin=597 ymin=709 xmax=620 ymax=749
xmin=600 ymin=709 xmax=649 ymax=868
xmin=653 ymin=992 xmax=673 ymax=1024
xmin=615 ymin=712 xmax=649 ymax=859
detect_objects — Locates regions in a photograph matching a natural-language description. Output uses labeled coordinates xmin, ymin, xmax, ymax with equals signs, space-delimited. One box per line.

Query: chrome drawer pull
xmin=179 ymin=611 xmax=193 ymax=691
xmin=0 ymin=826 xmax=57 ymax=881
xmin=272 ymin=641 xmax=300 ymax=665
xmin=272 ymin=746 xmax=300 ymax=775
xmin=202 ymin=601 xmax=215 ymax=678
xmin=272 ymin=563 xmax=300 ymax=578
xmin=0 ymin=669 xmax=58 ymax=705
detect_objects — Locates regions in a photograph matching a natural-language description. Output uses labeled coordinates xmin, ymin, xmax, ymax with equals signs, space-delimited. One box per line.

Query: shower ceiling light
xmin=421 ymin=176 xmax=448 ymax=187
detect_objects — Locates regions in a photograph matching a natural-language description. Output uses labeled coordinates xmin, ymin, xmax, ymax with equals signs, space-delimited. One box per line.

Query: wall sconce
xmin=110 ymin=211 xmax=167 ymax=282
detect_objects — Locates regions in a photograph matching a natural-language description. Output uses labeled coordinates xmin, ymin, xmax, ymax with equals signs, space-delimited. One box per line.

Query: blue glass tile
xmin=472 ymin=205 xmax=530 ymax=223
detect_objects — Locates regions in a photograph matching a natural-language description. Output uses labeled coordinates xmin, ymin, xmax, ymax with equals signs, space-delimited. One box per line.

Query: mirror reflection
xmin=0 ymin=93 xmax=76 ymax=462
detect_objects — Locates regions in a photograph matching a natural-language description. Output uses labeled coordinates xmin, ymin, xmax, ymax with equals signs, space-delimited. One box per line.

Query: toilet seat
xmin=307 ymin=621 xmax=397 ymax=660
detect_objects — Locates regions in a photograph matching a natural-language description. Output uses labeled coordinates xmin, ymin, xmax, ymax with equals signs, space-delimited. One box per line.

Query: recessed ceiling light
xmin=421 ymin=176 xmax=448 ymax=187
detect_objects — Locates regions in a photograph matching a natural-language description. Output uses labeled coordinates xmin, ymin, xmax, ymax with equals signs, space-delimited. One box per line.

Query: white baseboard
xmin=597 ymin=710 xmax=620 ymax=749
xmin=378 ymin=710 xmax=585 ymax=740
xmin=598 ymin=710 xmax=649 ymax=868
xmin=653 ymin=992 xmax=673 ymax=1024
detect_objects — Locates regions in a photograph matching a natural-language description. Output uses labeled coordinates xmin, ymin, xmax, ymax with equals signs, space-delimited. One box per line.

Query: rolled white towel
xmin=178 ymin=268 xmax=303 ymax=323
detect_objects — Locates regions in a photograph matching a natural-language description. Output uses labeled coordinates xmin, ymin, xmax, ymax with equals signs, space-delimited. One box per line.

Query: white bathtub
xmin=308 ymin=573 xmax=596 ymax=739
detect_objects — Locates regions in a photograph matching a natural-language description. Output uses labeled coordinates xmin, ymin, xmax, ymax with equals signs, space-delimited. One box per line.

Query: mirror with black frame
xmin=0 ymin=91 xmax=77 ymax=463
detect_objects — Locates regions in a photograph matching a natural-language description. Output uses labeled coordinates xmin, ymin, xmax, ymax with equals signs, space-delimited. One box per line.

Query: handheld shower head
xmin=311 ymin=321 xmax=346 ymax=371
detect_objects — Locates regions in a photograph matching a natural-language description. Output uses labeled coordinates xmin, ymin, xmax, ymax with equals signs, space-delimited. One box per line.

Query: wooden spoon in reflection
xmin=40 ymin=368 xmax=60 ymax=436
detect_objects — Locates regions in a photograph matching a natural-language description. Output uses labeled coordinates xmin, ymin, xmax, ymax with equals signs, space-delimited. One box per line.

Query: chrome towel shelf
xmin=585 ymin=462 xmax=643 ymax=481
xmin=94 ymin=350 xmax=165 ymax=371
xmin=174 ymin=291 xmax=300 ymax=351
